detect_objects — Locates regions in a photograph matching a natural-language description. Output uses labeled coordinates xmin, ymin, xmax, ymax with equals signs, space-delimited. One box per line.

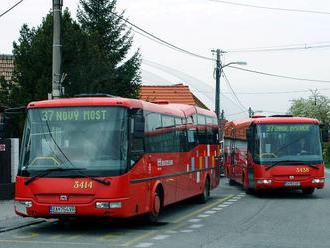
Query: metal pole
xmin=52 ymin=0 xmax=63 ymax=99
xmin=215 ymin=49 xmax=221 ymax=120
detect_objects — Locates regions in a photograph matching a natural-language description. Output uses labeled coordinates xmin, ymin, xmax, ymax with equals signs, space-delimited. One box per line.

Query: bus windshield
xmin=253 ymin=124 xmax=322 ymax=165
xmin=19 ymin=106 xmax=128 ymax=176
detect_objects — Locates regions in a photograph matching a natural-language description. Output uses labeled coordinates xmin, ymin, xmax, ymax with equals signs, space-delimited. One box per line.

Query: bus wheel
xmin=228 ymin=178 xmax=236 ymax=186
xmin=145 ymin=190 xmax=161 ymax=223
xmin=197 ymin=177 xmax=210 ymax=204
xmin=302 ymin=188 xmax=315 ymax=195
xmin=242 ymin=174 xmax=254 ymax=194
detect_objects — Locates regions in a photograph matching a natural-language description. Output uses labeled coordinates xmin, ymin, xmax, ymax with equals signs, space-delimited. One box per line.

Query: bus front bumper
xmin=254 ymin=178 xmax=325 ymax=190
xmin=15 ymin=197 xmax=133 ymax=218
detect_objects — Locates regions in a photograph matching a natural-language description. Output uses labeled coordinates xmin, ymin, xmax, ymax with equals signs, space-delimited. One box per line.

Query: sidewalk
xmin=0 ymin=200 xmax=44 ymax=232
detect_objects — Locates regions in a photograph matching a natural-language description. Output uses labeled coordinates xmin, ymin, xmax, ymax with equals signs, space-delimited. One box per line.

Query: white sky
xmin=1 ymin=0 xmax=330 ymax=119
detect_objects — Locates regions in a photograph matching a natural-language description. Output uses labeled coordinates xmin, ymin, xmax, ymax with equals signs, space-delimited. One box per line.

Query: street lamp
xmin=213 ymin=49 xmax=247 ymax=120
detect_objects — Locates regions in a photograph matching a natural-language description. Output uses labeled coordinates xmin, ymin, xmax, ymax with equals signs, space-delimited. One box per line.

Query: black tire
xmin=144 ymin=190 xmax=161 ymax=223
xmin=302 ymin=188 xmax=315 ymax=195
xmin=242 ymin=174 xmax=254 ymax=194
xmin=229 ymin=178 xmax=236 ymax=186
xmin=197 ymin=177 xmax=210 ymax=204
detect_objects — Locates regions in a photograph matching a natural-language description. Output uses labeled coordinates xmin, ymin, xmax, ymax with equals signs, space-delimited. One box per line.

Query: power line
xmin=226 ymin=42 xmax=330 ymax=53
xmin=225 ymin=88 xmax=330 ymax=95
xmin=112 ymin=10 xmax=330 ymax=84
xmin=110 ymin=11 xmax=214 ymax=61
xmin=228 ymin=65 xmax=330 ymax=83
xmin=222 ymin=70 xmax=248 ymax=111
xmin=0 ymin=0 xmax=23 ymax=18
xmin=209 ymin=0 xmax=330 ymax=16
xmin=201 ymin=88 xmax=330 ymax=95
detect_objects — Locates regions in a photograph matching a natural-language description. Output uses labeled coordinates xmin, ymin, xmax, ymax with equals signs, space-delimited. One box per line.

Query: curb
xmin=0 ymin=219 xmax=45 ymax=233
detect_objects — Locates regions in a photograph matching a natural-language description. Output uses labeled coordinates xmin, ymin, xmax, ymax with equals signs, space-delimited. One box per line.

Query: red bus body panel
xmin=16 ymin=97 xmax=220 ymax=218
xmin=224 ymin=116 xmax=325 ymax=192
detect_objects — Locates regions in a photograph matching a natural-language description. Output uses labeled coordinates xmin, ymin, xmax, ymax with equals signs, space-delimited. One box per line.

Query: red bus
xmin=15 ymin=96 xmax=220 ymax=221
xmin=224 ymin=115 xmax=325 ymax=194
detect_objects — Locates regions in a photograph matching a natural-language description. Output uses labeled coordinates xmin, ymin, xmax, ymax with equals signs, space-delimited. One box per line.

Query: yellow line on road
xmin=97 ymin=232 xmax=121 ymax=241
xmin=121 ymin=194 xmax=234 ymax=247
xmin=0 ymin=239 xmax=94 ymax=246
xmin=12 ymin=232 xmax=39 ymax=239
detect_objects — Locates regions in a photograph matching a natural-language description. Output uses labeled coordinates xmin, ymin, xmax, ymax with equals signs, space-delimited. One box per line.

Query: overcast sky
xmin=1 ymin=0 xmax=330 ymax=119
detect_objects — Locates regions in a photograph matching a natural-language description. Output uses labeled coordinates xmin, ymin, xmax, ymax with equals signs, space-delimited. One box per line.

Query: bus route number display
xmin=41 ymin=109 xmax=108 ymax=122
xmin=266 ymin=125 xmax=310 ymax=133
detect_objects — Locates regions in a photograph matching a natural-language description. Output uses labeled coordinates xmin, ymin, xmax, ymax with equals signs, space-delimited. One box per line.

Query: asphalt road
xmin=1 ymin=171 xmax=329 ymax=248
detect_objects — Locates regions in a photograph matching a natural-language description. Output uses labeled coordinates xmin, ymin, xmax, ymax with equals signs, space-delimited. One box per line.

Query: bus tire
xmin=229 ymin=178 xmax=235 ymax=186
xmin=302 ymin=188 xmax=315 ymax=195
xmin=145 ymin=189 xmax=162 ymax=223
xmin=242 ymin=173 xmax=254 ymax=194
xmin=197 ymin=177 xmax=210 ymax=204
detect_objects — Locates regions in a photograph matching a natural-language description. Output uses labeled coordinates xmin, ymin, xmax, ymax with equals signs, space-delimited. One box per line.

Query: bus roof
xmin=27 ymin=97 xmax=216 ymax=118
xmin=226 ymin=116 xmax=320 ymax=129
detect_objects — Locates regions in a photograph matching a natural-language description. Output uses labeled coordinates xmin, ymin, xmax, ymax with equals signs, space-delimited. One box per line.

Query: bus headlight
xmin=96 ymin=202 xmax=122 ymax=209
xmin=312 ymin=179 xmax=325 ymax=183
xmin=256 ymin=179 xmax=272 ymax=184
xmin=15 ymin=201 xmax=32 ymax=215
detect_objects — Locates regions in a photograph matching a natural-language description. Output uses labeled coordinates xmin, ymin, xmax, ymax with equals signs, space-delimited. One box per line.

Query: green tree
xmin=289 ymin=91 xmax=330 ymax=125
xmin=11 ymin=9 xmax=88 ymax=106
xmin=77 ymin=0 xmax=141 ymax=97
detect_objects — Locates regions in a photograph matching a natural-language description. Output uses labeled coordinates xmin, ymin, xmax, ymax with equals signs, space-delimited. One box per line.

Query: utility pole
xmin=52 ymin=0 xmax=63 ymax=99
xmin=214 ymin=49 xmax=222 ymax=120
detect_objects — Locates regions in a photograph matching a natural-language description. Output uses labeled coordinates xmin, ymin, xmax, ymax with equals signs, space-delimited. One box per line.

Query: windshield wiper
xmin=41 ymin=119 xmax=110 ymax=186
xmin=24 ymin=167 xmax=111 ymax=186
xmin=24 ymin=168 xmax=85 ymax=185
xmin=265 ymin=160 xmax=319 ymax=171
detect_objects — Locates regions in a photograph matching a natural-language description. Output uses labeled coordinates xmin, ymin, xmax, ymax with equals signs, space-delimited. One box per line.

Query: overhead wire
xmin=111 ymin=9 xmax=330 ymax=85
xmin=227 ymin=65 xmax=330 ymax=83
xmin=225 ymin=42 xmax=330 ymax=53
xmin=0 ymin=0 xmax=23 ymax=18
xmin=110 ymin=11 xmax=214 ymax=61
xmin=221 ymin=70 xmax=248 ymax=111
xmin=209 ymin=0 xmax=330 ymax=16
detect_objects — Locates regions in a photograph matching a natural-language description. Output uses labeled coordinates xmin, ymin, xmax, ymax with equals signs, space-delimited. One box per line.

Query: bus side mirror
xmin=0 ymin=123 xmax=5 ymax=139
xmin=246 ymin=128 xmax=252 ymax=141
xmin=321 ymin=125 xmax=329 ymax=142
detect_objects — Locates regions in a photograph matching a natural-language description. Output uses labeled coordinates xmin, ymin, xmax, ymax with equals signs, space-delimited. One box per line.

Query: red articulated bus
xmin=224 ymin=115 xmax=325 ymax=195
xmin=15 ymin=96 xmax=220 ymax=221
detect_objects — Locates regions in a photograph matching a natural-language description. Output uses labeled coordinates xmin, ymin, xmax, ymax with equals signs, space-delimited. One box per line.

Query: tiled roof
xmin=139 ymin=84 xmax=208 ymax=109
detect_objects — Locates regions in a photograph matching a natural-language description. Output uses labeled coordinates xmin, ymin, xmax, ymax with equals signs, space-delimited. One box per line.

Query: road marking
xmin=212 ymin=207 xmax=223 ymax=211
xmin=135 ymin=242 xmax=154 ymax=247
xmin=204 ymin=210 xmax=216 ymax=214
xmin=152 ymin=235 xmax=170 ymax=240
xmin=173 ymin=195 xmax=234 ymax=224
xmin=66 ymin=235 xmax=82 ymax=241
xmin=188 ymin=218 xmax=201 ymax=223
xmin=227 ymin=199 xmax=238 ymax=202
xmin=218 ymin=204 xmax=229 ymax=207
xmin=0 ymin=239 xmax=95 ymax=246
xmin=122 ymin=195 xmax=234 ymax=247
xmin=190 ymin=224 xmax=204 ymax=228
xmin=97 ymin=232 xmax=121 ymax=241
xmin=180 ymin=229 xmax=194 ymax=233
xmin=50 ymin=234 xmax=64 ymax=240
xmin=12 ymin=232 xmax=39 ymax=239
xmin=197 ymin=214 xmax=210 ymax=218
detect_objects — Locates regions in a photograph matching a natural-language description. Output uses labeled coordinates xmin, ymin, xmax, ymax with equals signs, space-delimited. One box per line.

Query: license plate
xmin=284 ymin=181 xmax=301 ymax=187
xmin=49 ymin=206 xmax=76 ymax=214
